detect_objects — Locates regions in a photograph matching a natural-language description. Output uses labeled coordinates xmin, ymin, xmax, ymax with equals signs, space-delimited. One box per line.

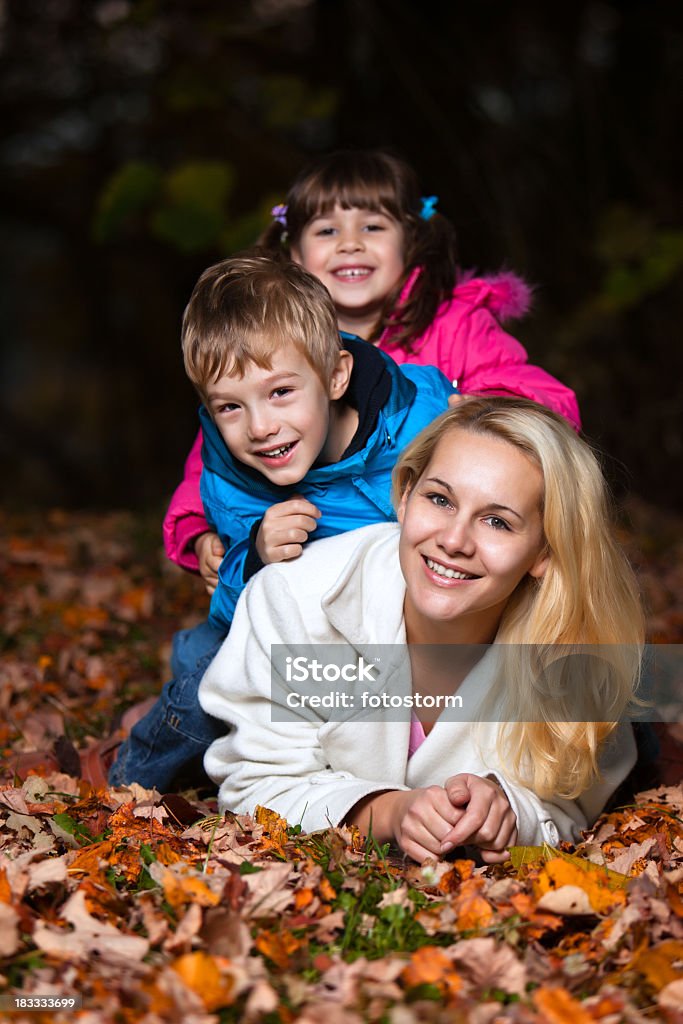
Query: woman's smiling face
xmin=397 ymin=427 xmax=549 ymax=645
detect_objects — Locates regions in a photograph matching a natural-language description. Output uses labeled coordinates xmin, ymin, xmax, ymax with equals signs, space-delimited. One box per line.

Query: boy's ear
xmin=328 ymin=349 xmax=353 ymax=400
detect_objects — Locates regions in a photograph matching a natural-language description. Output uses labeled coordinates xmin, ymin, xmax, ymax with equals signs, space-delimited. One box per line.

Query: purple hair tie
xmin=271 ymin=203 xmax=288 ymax=227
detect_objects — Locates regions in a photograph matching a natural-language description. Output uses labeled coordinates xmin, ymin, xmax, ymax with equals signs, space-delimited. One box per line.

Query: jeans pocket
xmin=162 ymin=670 xmax=225 ymax=747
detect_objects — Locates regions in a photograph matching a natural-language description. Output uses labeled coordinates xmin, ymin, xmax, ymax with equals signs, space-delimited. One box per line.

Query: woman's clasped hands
xmin=388 ymin=773 xmax=518 ymax=865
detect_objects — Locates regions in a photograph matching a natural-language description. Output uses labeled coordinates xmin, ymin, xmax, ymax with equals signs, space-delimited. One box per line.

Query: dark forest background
xmin=0 ymin=0 xmax=681 ymax=516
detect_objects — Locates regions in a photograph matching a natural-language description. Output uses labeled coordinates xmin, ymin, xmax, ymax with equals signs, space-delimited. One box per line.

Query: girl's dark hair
xmin=259 ymin=149 xmax=458 ymax=350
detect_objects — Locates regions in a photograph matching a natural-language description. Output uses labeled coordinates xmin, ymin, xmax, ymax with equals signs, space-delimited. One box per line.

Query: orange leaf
xmin=172 ymin=951 xmax=235 ymax=1011
xmin=509 ymin=892 xmax=562 ymax=940
xmin=155 ymin=841 xmax=182 ymax=866
xmin=294 ymin=887 xmax=314 ymax=910
xmin=61 ymin=605 xmax=110 ymax=629
xmin=0 ymin=867 xmax=12 ymax=904
xmin=534 ymin=858 xmax=626 ymax=914
xmin=68 ymin=839 xmax=116 ymax=880
xmin=255 ymin=928 xmax=303 ymax=969
xmin=254 ymin=805 xmax=289 ymax=849
xmin=438 ymin=859 xmax=475 ymax=893
xmin=117 ymin=586 xmax=153 ymax=620
xmin=631 ymin=940 xmax=683 ymax=992
xmin=402 ymin=946 xmax=462 ymax=998
xmin=532 ymin=986 xmax=595 ymax=1024
xmin=318 ymin=877 xmax=336 ymax=902
xmin=452 ymin=877 xmax=494 ymax=931
xmin=157 ymin=867 xmax=221 ymax=913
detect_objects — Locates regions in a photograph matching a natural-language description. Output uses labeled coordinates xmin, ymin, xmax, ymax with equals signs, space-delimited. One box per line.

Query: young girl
xmin=200 ymin=399 xmax=643 ymax=862
xmin=165 ymin=149 xmax=580 ymax=593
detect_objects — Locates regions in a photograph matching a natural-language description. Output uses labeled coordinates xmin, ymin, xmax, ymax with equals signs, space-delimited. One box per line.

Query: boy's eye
xmin=483 ymin=515 xmax=510 ymax=531
xmin=217 ymin=402 xmax=238 ymax=414
xmin=272 ymin=387 xmax=293 ymax=398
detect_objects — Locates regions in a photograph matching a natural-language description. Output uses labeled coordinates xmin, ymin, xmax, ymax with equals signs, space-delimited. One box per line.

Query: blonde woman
xmin=200 ymin=398 xmax=643 ymax=863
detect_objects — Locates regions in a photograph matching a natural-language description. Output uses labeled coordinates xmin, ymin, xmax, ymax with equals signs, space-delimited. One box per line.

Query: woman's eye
xmin=484 ymin=515 xmax=510 ymax=531
xmin=426 ymin=492 xmax=451 ymax=508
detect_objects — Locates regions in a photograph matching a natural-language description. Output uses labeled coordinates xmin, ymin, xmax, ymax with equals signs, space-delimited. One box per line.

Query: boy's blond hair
xmin=182 ymin=253 xmax=341 ymax=402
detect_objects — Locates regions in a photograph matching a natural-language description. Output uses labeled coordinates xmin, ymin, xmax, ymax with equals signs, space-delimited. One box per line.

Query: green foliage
xmin=93 ymin=161 xmax=162 ymax=242
xmin=94 ymin=160 xmax=236 ymax=253
xmin=594 ymin=205 xmax=683 ymax=313
xmin=151 ymin=161 xmax=235 ymax=252
xmin=259 ymin=74 xmax=338 ymax=129
xmin=51 ymin=812 xmax=94 ymax=846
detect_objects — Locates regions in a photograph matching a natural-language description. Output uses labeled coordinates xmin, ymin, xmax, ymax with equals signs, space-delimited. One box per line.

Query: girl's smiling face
xmin=397 ymin=428 xmax=549 ymax=645
xmin=291 ymin=204 xmax=405 ymax=339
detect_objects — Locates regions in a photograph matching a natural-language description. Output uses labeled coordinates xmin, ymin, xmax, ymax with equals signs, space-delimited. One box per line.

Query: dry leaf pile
xmin=1 ymin=505 xmax=682 ymax=1023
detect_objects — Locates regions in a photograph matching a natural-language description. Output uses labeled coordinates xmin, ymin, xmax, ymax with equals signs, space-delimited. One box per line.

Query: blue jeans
xmin=109 ymin=620 xmax=228 ymax=792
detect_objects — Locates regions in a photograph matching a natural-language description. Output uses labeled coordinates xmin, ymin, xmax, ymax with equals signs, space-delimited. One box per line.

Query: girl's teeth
xmin=335 ymin=268 xmax=370 ymax=278
xmin=426 ymin=557 xmax=474 ymax=580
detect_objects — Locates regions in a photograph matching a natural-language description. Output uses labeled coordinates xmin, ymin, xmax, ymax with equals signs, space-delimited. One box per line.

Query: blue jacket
xmin=200 ymin=337 xmax=453 ymax=629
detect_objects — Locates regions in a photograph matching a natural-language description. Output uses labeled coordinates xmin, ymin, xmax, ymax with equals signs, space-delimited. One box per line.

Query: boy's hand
xmin=195 ymin=531 xmax=225 ymax=595
xmin=256 ymin=497 xmax=321 ymax=564
xmin=440 ymin=774 xmax=517 ymax=863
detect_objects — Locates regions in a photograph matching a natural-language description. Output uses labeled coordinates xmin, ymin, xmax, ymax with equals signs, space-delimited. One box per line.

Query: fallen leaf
xmin=171 ymin=951 xmax=238 ymax=1010
xmin=533 ymin=985 xmax=596 ymax=1023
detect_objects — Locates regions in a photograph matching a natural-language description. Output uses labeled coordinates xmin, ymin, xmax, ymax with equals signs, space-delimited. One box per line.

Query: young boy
xmin=108 ymin=254 xmax=454 ymax=790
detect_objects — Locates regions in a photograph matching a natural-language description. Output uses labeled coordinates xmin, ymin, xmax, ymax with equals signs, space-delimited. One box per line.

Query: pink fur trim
xmin=479 ymin=271 xmax=533 ymax=320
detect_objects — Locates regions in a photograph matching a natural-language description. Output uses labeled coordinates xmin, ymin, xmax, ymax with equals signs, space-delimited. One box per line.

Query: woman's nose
xmin=437 ymin=517 xmax=476 ymax=557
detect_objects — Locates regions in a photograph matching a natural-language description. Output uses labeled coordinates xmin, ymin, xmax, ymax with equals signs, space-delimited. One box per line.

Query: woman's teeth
xmin=425 ymin=557 xmax=475 ymax=580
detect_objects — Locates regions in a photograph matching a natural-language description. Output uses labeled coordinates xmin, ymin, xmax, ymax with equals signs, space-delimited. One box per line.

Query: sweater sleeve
xmin=200 ymin=569 xmax=410 ymax=829
xmin=452 ymin=307 xmax=581 ymax=430
xmin=162 ymin=429 xmax=211 ymax=572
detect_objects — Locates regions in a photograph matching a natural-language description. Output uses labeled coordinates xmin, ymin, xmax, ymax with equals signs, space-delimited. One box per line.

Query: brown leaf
xmin=0 ymin=902 xmax=20 ymax=956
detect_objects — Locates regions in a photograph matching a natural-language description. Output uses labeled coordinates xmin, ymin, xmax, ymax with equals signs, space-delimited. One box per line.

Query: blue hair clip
xmin=271 ymin=203 xmax=288 ymax=227
xmin=420 ymin=195 xmax=439 ymax=220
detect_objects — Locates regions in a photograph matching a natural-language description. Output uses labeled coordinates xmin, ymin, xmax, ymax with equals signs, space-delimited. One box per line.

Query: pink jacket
xmin=163 ymin=271 xmax=580 ymax=572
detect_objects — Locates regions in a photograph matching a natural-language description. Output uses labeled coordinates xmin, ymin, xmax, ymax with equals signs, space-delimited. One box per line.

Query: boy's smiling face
xmin=205 ymin=341 xmax=353 ymax=486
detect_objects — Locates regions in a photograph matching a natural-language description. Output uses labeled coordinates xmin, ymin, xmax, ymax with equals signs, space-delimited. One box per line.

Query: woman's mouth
xmin=424 ymin=556 xmax=479 ymax=581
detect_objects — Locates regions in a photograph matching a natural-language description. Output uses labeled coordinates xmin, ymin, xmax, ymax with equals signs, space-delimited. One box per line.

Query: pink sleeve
xmin=162 ymin=429 xmax=210 ymax=572
xmin=424 ymin=305 xmax=581 ymax=431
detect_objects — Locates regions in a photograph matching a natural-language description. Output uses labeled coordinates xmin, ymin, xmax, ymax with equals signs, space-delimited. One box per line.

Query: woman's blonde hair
xmin=393 ymin=397 xmax=644 ymax=800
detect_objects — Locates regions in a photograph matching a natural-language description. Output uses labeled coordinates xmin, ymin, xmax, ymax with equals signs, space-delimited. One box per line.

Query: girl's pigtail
xmin=374 ymin=211 xmax=458 ymax=349
xmin=257 ymin=217 xmax=291 ymax=255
